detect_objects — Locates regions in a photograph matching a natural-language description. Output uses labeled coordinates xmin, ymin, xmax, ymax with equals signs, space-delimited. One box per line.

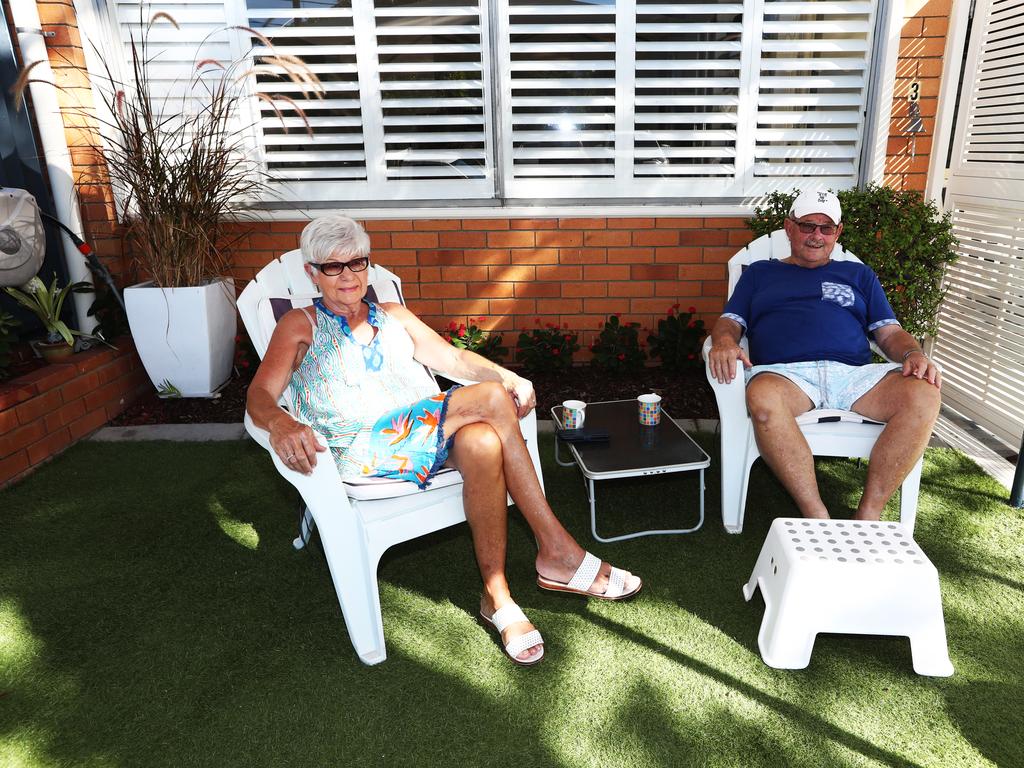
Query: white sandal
xmin=537 ymin=551 xmax=642 ymax=601
xmin=478 ymin=602 xmax=544 ymax=667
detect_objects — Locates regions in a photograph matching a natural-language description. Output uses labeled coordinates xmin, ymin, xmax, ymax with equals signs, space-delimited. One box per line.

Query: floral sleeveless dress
xmin=288 ymin=299 xmax=459 ymax=487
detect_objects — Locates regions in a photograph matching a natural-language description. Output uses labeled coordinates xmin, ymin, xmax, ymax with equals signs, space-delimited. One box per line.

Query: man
xmin=707 ymin=190 xmax=941 ymax=520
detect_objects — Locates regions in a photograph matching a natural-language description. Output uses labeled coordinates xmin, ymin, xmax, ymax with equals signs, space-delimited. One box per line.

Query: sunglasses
xmin=790 ymin=218 xmax=838 ymax=236
xmin=309 ymin=256 xmax=370 ymax=276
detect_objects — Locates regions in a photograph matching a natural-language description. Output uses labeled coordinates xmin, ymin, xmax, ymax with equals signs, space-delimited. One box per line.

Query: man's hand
xmin=708 ymin=341 xmax=752 ymax=384
xmin=902 ymin=350 xmax=941 ymax=389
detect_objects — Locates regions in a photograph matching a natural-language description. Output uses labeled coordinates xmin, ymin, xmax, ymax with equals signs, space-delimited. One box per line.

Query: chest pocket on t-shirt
xmin=821 ymin=281 xmax=855 ymax=308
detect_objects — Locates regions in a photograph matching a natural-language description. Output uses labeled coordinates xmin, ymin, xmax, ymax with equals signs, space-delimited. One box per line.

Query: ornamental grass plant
xmin=14 ymin=13 xmax=323 ymax=288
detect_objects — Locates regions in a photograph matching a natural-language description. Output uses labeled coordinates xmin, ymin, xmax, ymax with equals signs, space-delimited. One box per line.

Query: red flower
xmin=613 ymin=312 xmax=621 ymax=318
xmin=667 ymin=311 xmax=674 ymax=318
xmin=234 ymin=334 xmax=242 ymax=343
xmin=552 ymin=348 xmax=560 ymax=355
xmin=241 ymin=360 xmax=250 ymax=368
xmin=688 ymin=320 xmax=697 ymax=328
xmin=617 ymin=353 xmax=625 ymax=361
xmin=563 ymin=323 xmax=568 ymax=329
xmin=546 ymin=323 xmax=556 ymax=329
xmin=534 ymin=317 xmax=541 ymax=325
xmin=672 ymin=303 xmax=680 ymax=310
xmin=448 ymin=321 xmax=457 ymax=332
xmin=563 ymin=334 xmax=572 ymax=341
xmin=688 ymin=306 xmax=697 ymax=313
xmin=457 ymin=324 xmax=466 ymax=337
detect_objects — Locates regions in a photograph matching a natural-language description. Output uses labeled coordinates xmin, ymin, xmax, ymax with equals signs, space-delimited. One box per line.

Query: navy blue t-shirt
xmin=721 ymin=260 xmax=899 ymax=366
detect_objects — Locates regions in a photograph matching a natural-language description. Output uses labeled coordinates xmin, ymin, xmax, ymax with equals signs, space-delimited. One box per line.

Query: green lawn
xmin=1 ymin=436 xmax=1021 ymax=768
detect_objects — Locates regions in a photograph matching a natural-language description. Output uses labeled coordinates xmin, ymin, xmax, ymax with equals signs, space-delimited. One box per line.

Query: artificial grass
xmin=1 ymin=435 xmax=1022 ymax=768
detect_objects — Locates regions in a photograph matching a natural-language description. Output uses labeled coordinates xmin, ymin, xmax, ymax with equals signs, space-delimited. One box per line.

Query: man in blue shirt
xmin=707 ymin=190 xmax=941 ymax=521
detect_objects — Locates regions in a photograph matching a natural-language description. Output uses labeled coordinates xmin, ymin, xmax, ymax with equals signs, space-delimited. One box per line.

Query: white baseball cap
xmin=789 ymin=190 xmax=842 ymax=224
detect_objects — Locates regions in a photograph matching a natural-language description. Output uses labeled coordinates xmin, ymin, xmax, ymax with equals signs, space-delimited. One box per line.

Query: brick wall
xmin=0 ymin=343 xmax=149 ymax=488
xmin=227 ymin=217 xmax=753 ymax=353
xmin=884 ymin=0 xmax=951 ymax=192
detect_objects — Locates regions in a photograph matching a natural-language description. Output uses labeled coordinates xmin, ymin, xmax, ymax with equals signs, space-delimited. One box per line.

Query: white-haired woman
xmin=247 ymin=215 xmax=641 ymax=666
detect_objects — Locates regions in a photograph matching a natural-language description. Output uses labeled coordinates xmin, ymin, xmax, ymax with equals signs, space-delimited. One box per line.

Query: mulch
xmin=109 ymin=365 xmax=719 ymax=426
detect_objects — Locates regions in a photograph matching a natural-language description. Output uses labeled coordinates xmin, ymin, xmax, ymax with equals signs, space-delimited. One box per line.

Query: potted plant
xmin=18 ymin=15 xmax=321 ymax=396
xmin=3 ymin=276 xmax=90 ymax=362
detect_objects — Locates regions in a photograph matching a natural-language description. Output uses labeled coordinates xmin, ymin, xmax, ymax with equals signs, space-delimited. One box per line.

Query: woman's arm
xmin=246 ymin=308 xmax=327 ymax=472
xmin=384 ymin=303 xmax=536 ymax=417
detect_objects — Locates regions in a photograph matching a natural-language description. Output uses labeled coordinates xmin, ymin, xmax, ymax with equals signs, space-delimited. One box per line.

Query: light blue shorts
xmin=746 ymin=360 xmax=900 ymax=411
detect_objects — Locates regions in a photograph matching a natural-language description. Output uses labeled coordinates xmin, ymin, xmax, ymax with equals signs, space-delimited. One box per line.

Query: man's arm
xmin=708 ymin=316 xmax=752 ymax=384
xmin=873 ymin=324 xmax=941 ymax=388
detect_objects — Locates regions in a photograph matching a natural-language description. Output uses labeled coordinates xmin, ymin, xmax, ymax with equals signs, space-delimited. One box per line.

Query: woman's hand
xmin=268 ymin=412 xmax=326 ymax=475
xmin=506 ymin=375 xmax=536 ymax=418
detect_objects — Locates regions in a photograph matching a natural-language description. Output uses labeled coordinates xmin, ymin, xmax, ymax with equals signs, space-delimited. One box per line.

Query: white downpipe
xmin=10 ymin=0 xmax=94 ymax=333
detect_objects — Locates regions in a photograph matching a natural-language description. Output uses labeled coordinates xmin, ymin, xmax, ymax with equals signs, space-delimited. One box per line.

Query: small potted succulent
xmin=3 ymin=275 xmax=90 ymax=362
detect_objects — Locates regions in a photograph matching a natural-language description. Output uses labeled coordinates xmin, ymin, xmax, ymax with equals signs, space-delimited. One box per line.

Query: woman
xmin=247 ymin=215 xmax=641 ymax=666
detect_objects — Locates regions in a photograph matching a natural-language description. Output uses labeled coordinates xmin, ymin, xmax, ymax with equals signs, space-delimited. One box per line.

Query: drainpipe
xmin=10 ymin=0 xmax=95 ymax=333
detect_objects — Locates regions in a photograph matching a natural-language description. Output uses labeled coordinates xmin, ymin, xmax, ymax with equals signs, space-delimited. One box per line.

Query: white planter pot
xmin=124 ymin=278 xmax=237 ymax=398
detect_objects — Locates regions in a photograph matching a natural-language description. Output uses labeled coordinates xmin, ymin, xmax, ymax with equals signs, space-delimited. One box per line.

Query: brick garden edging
xmin=0 ymin=341 xmax=150 ymax=488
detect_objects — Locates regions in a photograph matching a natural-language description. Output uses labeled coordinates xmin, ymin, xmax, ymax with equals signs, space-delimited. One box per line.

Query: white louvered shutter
xmin=242 ymin=0 xmax=494 ymax=202
xmin=748 ymin=0 xmax=875 ymax=191
xmin=931 ymin=0 xmax=1024 ymax=447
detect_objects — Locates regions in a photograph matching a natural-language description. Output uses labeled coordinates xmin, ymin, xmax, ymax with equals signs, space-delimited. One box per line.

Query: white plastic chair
xmin=237 ymin=249 xmax=545 ymax=665
xmin=701 ymin=230 xmax=923 ymax=534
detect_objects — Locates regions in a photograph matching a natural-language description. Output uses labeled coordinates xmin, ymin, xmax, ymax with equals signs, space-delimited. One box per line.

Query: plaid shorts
xmin=746 ymin=360 xmax=900 ymax=411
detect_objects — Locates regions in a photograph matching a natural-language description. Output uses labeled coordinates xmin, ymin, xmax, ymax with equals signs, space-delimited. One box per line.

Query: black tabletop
xmin=553 ymin=399 xmax=709 ymax=475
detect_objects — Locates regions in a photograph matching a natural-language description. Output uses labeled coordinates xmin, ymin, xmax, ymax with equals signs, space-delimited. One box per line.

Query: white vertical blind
xmin=104 ymin=0 xmax=882 ymax=203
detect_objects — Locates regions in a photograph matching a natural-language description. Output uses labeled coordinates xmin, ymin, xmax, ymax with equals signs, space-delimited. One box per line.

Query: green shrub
xmin=443 ymin=318 xmax=507 ymax=363
xmin=747 ymin=184 xmax=959 ymax=338
xmin=590 ymin=314 xmax=645 ymax=373
xmin=647 ymin=304 xmax=706 ymax=372
xmin=516 ymin=319 xmax=579 ymax=374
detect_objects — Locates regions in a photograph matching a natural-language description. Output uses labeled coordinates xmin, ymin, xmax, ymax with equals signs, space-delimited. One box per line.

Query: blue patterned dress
xmin=288 ymin=299 xmax=459 ymax=487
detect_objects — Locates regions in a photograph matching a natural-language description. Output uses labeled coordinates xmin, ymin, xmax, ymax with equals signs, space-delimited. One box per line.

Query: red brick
xmin=655 ymin=281 xmax=701 ymax=297
xmin=368 ymin=233 xmax=391 ymax=250
xmin=441 ymin=300 xmax=491 ymax=316
xmin=15 ymin=389 xmax=62 ymax=426
xmin=2 ymin=419 xmax=47 ymax=459
xmin=582 ymin=298 xmax=623 ymax=314
xmin=513 ymin=282 xmax=561 ymax=298
xmin=67 ymin=407 xmax=110 ymax=441
xmin=0 ymin=450 xmax=30 ymax=488
xmin=536 ymin=231 xmax=583 ymax=248
xmin=413 ymin=219 xmax=461 ymax=231
xmin=584 ymin=231 xmax=632 ymax=247
xmin=921 ymin=17 xmax=946 ymax=37
xmin=607 ymin=217 xmax=655 ymax=229
xmin=536 ymin=298 xmax=582 ymax=315
xmin=655 ymin=246 xmax=703 ymax=263
xmin=607 ymin=247 xmax=654 ymax=264
xmin=0 ymin=406 xmax=19 ymax=434
xmin=489 ymin=265 xmax=535 ymax=282
xmin=488 ymin=231 xmax=535 ymax=248
xmin=680 ymin=230 xmax=729 ymax=246
xmin=417 ymin=250 xmax=465 ymax=266
xmin=634 ymin=230 xmax=679 ymax=247
xmin=96 ymin=356 xmax=135 ymax=386
xmin=631 ymin=264 xmax=677 ymax=281
xmin=608 ymin=281 xmax=654 ymax=297
xmin=364 ymin=219 xmax=412 ymax=231
xmin=473 ymin=283 xmax=516 ymax=299
xmin=421 ymin=283 xmax=468 ymax=299
xmin=372 ymin=249 xmax=418 ymax=266
xmin=59 ymin=371 xmax=99 ymax=403
xmin=392 ymin=233 xmax=439 ymax=249
xmin=407 ymin=299 xmax=444 ymax=315
xmin=510 ymin=248 xmax=560 ymax=265
xmin=44 ymin=398 xmax=87 ymax=432
xmin=536 ymin=265 xmax=582 ymax=281
xmin=441 ymin=266 xmax=489 ymax=282
xmin=679 ymin=264 xmax=727 ymax=281
xmin=559 ymin=218 xmax=606 ymax=229
xmin=583 ymin=265 xmax=630 ymax=281
xmin=84 ymin=378 xmax=131 ymax=412
xmin=463 ymin=249 xmax=510 ymax=265
xmin=26 ymin=427 xmax=73 ymax=465
xmin=462 ymin=218 xmax=511 ymax=230
xmin=561 ymin=281 xmax=610 ymax=298
xmin=489 ymin=299 xmax=535 ymax=316
xmin=439 ymin=231 xmax=487 ymax=248
xmin=14 ymin=362 xmax=77 ymax=391
xmin=510 ymin=218 xmax=558 ymax=230
xmin=702 ymin=247 xmax=740 ymax=263
xmin=558 ymin=248 xmax=606 ymax=264
xmin=728 ymin=230 xmax=755 ymax=247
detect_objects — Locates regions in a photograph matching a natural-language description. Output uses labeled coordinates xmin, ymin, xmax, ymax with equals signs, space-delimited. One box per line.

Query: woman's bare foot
xmin=480 ymin=594 xmax=543 ymax=664
xmin=535 ymin=550 xmax=642 ymax=598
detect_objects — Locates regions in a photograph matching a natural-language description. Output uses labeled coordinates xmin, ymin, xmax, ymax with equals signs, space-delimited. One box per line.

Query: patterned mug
xmin=638 ymin=393 xmax=662 ymax=426
xmin=562 ymin=399 xmax=586 ymax=429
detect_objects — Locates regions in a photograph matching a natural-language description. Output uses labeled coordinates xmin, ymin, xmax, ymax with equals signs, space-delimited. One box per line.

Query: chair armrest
xmin=243 ymin=410 xmax=349 ymax=497
xmin=702 ymin=336 xmax=746 ymax=416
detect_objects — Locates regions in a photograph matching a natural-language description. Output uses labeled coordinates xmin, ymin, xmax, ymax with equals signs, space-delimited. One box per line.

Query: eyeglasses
xmin=790 ymin=218 xmax=838 ymax=236
xmin=309 ymin=256 xmax=370 ymax=276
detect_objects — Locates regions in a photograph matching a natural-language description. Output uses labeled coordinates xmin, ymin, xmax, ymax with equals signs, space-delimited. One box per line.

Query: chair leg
xmin=899 ymin=456 xmax=924 ymax=533
xmin=719 ymin=422 xmax=755 ymax=534
xmin=309 ymin=505 xmax=388 ymax=665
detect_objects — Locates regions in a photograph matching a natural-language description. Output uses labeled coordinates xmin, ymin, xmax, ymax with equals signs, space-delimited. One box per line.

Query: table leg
xmin=554 ymin=436 xmax=575 ymax=467
xmin=589 ymin=471 xmax=705 ymax=543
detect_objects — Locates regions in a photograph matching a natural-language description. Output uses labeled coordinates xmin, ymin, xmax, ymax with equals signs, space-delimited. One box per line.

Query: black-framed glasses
xmin=790 ymin=218 xmax=838 ymax=236
xmin=310 ymin=256 xmax=370 ymax=276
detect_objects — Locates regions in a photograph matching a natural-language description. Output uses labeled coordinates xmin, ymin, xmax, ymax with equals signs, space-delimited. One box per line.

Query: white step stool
xmin=743 ymin=518 xmax=954 ymax=677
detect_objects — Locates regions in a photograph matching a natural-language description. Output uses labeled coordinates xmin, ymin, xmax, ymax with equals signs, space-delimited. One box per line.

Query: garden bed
xmin=108 ymin=364 xmax=719 ymax=425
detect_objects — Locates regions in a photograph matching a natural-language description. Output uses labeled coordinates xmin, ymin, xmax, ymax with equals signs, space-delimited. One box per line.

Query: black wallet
xmin=556 ymin=428 xmax=610 ymax=443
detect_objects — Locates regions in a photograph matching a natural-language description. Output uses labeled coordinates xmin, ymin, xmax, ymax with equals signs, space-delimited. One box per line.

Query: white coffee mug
xmin=562 ymin=399 xmax=586 ymax=429
xmin=638 ymin=393 xmax=662 ymax=426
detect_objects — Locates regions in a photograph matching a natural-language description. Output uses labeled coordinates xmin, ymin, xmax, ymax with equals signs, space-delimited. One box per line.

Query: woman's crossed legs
xmin=443 ymin=381 xmax=641 ymax=663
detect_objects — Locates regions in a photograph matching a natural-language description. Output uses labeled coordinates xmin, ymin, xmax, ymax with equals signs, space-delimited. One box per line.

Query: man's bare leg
xmin=745 ymin=373 xmax=828 ymax=518
xmin=849 ymin=373 xmax=941 ymax=520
